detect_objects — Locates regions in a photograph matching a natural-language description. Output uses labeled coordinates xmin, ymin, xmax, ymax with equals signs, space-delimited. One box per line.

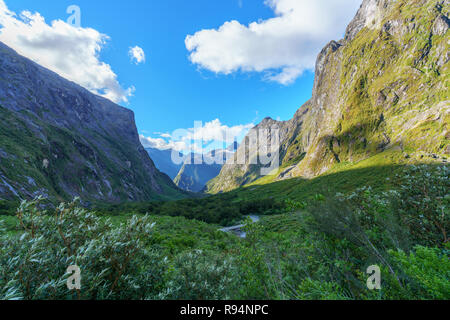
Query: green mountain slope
xmin=207 ymin=0 xmax=449 ymax=194
xmin=0 ymin=42 xmax=185 ymax=203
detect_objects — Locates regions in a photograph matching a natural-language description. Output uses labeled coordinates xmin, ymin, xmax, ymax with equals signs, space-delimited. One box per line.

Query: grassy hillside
xmin=238 ymin=148 xmax=446 ymax=201
xmin=207 ymin=0 xmax=449 ymax=193
xmin=1 ymin=163 xmax=447 ymax=300
xmin=75 ymin=150 xmax=445 ymax=228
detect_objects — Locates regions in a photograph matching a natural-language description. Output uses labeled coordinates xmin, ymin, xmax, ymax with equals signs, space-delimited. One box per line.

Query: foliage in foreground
xmin=0 ymin=199 xmax=166 ymax=300
xmin=0 ymin=165 xmax=448 ymax=300
xmin=236 ymin=165 xmax=449 ymax=300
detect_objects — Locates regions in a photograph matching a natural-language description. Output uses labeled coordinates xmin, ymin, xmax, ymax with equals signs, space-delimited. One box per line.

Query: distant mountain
xmin=174 ymin=162 xmax=222 ymax=193
xmin=146 ymin=147 xmax=185 ymax=180
xmin=173 ymin=145 xmax=237 ymax=192
xmin=0 ymin=41 xmax=184 ymax=203
xmin=207 ymin=0 xmax=449 ymax=193
xmin=145 ymin=143 xmax=237 ymax=193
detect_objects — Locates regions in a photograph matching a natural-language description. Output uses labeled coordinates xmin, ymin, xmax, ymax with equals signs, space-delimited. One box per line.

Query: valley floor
xmin=0 ymin=160 xmax=448 ymax=300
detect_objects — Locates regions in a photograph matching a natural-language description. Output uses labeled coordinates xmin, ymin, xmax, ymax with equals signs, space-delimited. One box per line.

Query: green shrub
xmin=159 ymin=250 xmax=240 ymax=300
xmin=0 ymin=200 xmax=18 ymax=216
xmin=386 ymin=246 xmax=450 ymax=300
xmin=294 ymin=279 xmax=349 ymax=300
xmin=0 ymin=197 xmax=166 ymax=300
xmin=1 ymin=165 xmax=448 ymax=300
xmin=392 ymin=165 xmax=449 ymax=247
xmin=239 ymin=198 xmax=285 ymax=215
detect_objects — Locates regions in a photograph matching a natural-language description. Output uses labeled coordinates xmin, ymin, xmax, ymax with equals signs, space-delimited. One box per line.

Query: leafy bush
xmin=0 ymin=200 xmax=18 ymax=216
xmin=293 ymin=279 xmax=349 ymax=300
xmin=297 ymin=165 xmax=449 ymax=299
xmin=234 ymin=221 xmax=274 ymax=299
xmin=96 ymin=194 xmax=244 ymax=226
xmin=386 ymin=246 xmax=450 ymax=300
xmin=0 ymin=197 xmax=166 ymax=300
xmin=239 ymin=198 xmax=285 ymax=215
xmin=0 ymin=164 xmax=448 ymax=300
xmin=96 ymin=195 xmax=288 ymax=227
xmin=159 ymin=250 xmax=240 ymax=300
xmin=284 ymin=199 xmax=307 ymax=212
xmin=392 ymin=165 xmax=449 ymax=246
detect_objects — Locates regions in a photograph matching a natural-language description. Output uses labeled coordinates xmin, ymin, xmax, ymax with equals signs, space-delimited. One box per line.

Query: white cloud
xmin=184 ymin=119 xmax=253 ymax=143
xmin=140 ymin=119 xmax=254 ymax=153
xmin=129 ymin=46 xmax=146 ymax=65
xmin=186 ymin=0 xmax=361 ymax=85
xmin=0 ymin=0 xmax=133 ymax=104
xmin=139 ymin=135 xmax=190 ymax=151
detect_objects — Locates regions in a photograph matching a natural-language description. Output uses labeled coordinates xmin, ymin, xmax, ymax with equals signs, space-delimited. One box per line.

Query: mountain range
xmin=0 ymin=42 xmax=184 ymax=203
xmin=0 ymin=0 xmax=448 ymax=203
xmin=174 ymin=145 xmax=237 ymax=192
xmin=148 ymin=142 xmax=238 ymax=192
xmin=207 ymin=0 xmax=449 ymax=193
xmin=0 ymin=0 xmax=448 ymax=302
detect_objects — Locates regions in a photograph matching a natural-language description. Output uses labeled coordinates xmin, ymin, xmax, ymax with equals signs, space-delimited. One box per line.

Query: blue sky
xmin=0 ymin=0 xmax=361 ymax=153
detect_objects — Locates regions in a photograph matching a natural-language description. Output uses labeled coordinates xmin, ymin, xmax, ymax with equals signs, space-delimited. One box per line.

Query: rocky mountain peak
xmin=0 ymin=41 xmax=182 ymax=202
xmin=207 ymin=0 xmax=449 ymax=193
xmin=345 ymin=0 xmax=394 ymax=41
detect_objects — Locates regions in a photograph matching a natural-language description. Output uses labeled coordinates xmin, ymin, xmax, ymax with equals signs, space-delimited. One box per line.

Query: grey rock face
xmin=433 ymin=14 xmax=450 ymax=35
xmin=174 ymin=148 xmax=234 ymax=192
xmin=208 ymin=0 xmax=449 ymax=193
xmin=345 ymin=0 xmax=394 ymax=41
xmin=0 ymin=41 xmax=180 ymax=202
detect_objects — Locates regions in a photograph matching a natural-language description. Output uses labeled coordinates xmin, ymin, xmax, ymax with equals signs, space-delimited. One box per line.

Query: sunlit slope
xmin=207 ymin=0 xmax=449 ymax=194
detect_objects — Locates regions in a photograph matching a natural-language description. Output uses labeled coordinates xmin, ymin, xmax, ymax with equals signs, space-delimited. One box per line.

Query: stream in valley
xmin=219 ymin=215 xmax=260 ymax=238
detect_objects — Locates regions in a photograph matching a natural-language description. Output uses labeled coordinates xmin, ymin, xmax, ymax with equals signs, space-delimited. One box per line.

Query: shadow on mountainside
xmin=230 ymin=161 xmax=447 ymax=203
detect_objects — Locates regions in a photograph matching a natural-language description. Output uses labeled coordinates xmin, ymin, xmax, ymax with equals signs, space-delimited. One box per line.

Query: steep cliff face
xmin=174 ymin=148 xmax=235 ymax=192
xmin=207 ymin=0 xmax=449 ymax=193
xmin=0 ymin=42 xmax=182 ymax=202
xmin=206 ymin=116 xmax=298 ymax=193
xmin=174 ymin=161 xmax=222 ymax=193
